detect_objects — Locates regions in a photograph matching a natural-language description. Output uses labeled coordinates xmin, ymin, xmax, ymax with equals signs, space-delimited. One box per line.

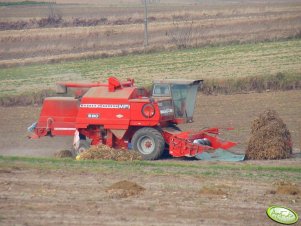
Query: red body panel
xmin=35 ymin=97 xmax=78 ymax=136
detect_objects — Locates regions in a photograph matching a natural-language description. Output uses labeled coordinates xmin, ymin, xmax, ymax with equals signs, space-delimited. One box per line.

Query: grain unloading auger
xmin=28 ymin=77 xmax=240 ymax=160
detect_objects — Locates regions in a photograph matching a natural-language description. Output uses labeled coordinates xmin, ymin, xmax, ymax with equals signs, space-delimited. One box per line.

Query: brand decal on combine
xmin=116 ymin=114 xmax=124 ymax=118
xmin=80 ymin=104 xmax=130 ymax=109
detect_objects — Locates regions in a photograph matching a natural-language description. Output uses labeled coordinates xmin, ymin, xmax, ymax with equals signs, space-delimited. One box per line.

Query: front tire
xmin=132 ymin=127 xmax=165 ymax=160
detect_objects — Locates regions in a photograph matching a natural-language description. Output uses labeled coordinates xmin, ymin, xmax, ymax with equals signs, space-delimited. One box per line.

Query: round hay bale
xmin=246 ymin=109 xmax=292 ymax=160
xmin=54 ymin=150 xmax=73 ymax=158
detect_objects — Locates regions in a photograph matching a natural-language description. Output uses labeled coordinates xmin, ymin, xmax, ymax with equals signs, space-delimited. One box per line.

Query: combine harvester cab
xmin=152 ymin=79 xmax=203 ymax=124
xmin=29 ymin=76 xmax=241 ymax=161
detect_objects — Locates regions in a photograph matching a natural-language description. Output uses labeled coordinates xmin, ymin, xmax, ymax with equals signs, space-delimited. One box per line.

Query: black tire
xmin=168 ymin=124 xmax=181 ymax=132
xmin=73 ymin=140 xmax=90 ymax=156
xmin=132 ymin=127 xmax=165 ymax=160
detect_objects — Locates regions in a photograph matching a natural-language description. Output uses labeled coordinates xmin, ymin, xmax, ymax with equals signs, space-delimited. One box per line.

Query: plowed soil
xmin=0 ymin=158 xmax=300 ymax=226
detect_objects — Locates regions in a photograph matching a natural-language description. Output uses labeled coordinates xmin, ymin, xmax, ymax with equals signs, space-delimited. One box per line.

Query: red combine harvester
xmin=28 ymin=77 xmax=236 ymax=160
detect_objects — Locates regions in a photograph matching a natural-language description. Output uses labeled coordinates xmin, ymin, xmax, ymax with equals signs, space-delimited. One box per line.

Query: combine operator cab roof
xmin=153 ymin=79 xmax=203 ymax=86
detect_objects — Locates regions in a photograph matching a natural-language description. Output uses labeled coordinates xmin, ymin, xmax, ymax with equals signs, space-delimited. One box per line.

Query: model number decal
xmin=80 ymin=104 xmax=130 ymax=109
xmin=88 ymin=113 xmax=100 ymax=118
xmin=160 ymin=109 xmax=174 ymax=114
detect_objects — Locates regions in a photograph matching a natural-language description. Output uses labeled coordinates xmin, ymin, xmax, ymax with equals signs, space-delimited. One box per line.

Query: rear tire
xmin=132 ymin=127 xmax=165 ymax=160
xmin=168 ymin=124 xmax=181 ymax=132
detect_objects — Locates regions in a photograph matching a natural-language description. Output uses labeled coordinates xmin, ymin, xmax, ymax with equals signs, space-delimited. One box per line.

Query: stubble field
xmin=0 ymin=155 xmax=300 ymax=226
xmin=0 ymin=39 xmax=300 ymax=97
xmin=0 ymin=0 xmax=301 ymax=67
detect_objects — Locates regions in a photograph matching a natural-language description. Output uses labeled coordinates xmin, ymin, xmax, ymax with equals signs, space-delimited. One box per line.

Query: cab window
xmin=152 ymin=84 xmax=171 ymax=97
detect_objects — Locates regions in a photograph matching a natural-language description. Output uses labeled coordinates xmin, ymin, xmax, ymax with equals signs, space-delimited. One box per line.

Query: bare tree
xmin=47 ymin=1 xmax=62 ymax=24
xmin=141 ymin=0 xmax=160 ymax=3
xmin=166 ymin=16 xmax=194 ymax=49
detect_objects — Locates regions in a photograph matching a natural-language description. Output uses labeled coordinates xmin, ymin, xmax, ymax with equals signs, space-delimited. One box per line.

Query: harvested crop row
xmin=76 ymin=145 xmax=142 ymax=161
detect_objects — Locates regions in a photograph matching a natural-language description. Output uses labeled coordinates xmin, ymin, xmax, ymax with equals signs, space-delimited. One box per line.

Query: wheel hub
xmin=144 ymin=140 xmax=153 ymax=148
xmin=138 ymin=136 xmax=155 ymax=155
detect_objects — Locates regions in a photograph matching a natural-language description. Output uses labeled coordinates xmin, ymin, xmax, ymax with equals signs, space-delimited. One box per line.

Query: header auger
xmin=28 ymin=76 xmax=237 ymax=160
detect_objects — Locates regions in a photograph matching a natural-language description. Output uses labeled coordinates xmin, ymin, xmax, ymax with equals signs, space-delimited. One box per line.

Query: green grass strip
xmin=1 ymin=155 xmax=300 ymax=173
